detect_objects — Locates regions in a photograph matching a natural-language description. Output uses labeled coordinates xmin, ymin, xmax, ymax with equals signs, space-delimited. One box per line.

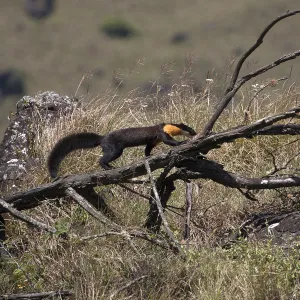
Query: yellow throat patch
xmin=163 ymin=124 xmax=182 ymax=136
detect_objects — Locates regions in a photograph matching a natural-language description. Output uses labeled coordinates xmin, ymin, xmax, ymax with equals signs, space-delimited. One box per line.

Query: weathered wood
xmin=65 ymin=187 xmax=120 ymax=230
xmin=3 ymin=107 xmax=300 ymax=214
xmin=202 ymin=10 xmax=300 ymax=135
xmin=183 ymin=182 xmax=193 ymax=242
xmin=0 ymin=198 xmax=56 ymax=233
xmin=0 ymin=290 xmax=72 ymax=300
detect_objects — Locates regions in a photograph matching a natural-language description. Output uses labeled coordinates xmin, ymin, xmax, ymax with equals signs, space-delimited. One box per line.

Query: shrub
xmin=101 ymin=18 xmax=137 ymax=38
xmin=0 ymin=69 xmax=25 ymax=97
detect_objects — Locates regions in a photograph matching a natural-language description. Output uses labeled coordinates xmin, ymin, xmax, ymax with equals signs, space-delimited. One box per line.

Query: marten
xmin=47 ymin=123 xmax=197 ymax=178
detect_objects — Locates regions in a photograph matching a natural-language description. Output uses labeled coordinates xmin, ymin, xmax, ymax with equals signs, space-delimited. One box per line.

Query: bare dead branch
xmin=65 ymin=187 xmax=121 ymax=230
xmin=228 ymin=10 xmax=300 ymax=92
xmin=0 ymin=290 xmax=73 ymax=300
xmin=202 ymin=9 xmax=300 ymax=135
xmin=237 ymin=50 xmax=300 ymax=86
xmin=0 ymin=198 xmax=56 ymax=233
xmin=200 ymin=107 xmax=300 ymax=153
xmin=70 ymin=185 xmax=181 ymax=253
xmin=144 ymin=156 xmax=180 ymax=232
xmin=202 ymin=49 xmax=300 ymax=135
xmin=247 ymin=124 xmax=300 ymax=137
xmin=173 ymin=158 xmax=300 ymax=190
xmin=2 ymin=107 xmax=300 ymax=215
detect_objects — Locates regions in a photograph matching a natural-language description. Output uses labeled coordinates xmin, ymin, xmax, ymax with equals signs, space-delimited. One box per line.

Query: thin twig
xmin=237 ymin=187 xmax=258 ymax=202
xmin=0 ymin=240 xmax=36 ymax=290
xmin=109 ymin=275 xmax=149 ymax=299
xmin=118 ymin=183 xmax=150 ymax=201
xmin=228 ymin=10 xmax=300 ymax=92
xmin=80 ymin=230 xmax=175 ymax=252
xmin=244 ymin=76 xmax=288 ymax=122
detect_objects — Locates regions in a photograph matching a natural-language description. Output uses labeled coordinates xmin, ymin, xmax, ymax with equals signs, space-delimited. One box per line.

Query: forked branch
xmin=228 ymin=10 xmax=300 ymax=92
xmin=202 ymin=10 xmax=300 ymax=135
xmin=3 ymin=107 xmax=300 ymax=213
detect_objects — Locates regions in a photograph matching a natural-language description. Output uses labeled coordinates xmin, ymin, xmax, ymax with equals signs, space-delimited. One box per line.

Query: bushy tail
xmin=47 ymin=132 xmax=103 ymax=178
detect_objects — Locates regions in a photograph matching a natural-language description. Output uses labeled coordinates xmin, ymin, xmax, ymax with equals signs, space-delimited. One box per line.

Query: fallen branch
xmin=173 ymin=159 xmax=300 ymax=190
xmin=69 ymin=186 xmax=180 ymax=253
xmin=0 ymin=198 xmax=56 ymax=233
xmin=65 ymin=187 xmax=121 ymax=230
xmin=0 ymin=290 xmax=73 ymax=300
xmin=3 ymin=107 xmax=300 ymax=213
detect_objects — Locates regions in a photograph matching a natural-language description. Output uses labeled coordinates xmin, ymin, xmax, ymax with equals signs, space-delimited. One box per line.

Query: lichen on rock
xmin=0 ymin=91 xmax=78 ymax=191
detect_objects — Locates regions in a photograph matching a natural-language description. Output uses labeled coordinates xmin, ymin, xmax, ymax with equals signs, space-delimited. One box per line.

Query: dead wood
xmin=0 ymin=290 xmax=72 ymax=300
xmin=202 ymin=10 xmax=300 ymax=135
xmin=3 ymin=105 xmax=300 ymax=215
xmin=2 ymin=10 xmax=300 ymax=253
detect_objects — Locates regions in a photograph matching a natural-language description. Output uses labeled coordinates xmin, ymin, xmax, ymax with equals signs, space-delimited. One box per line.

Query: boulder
xmin=0 ymin=91 xmax=78 ymax=192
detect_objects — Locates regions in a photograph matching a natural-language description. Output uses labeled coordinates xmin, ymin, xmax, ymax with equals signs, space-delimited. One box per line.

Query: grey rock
xmin=222 ymin=211 xmax=300 ymax=249
xmin=0 ymin=91 xmax=78 ymax=192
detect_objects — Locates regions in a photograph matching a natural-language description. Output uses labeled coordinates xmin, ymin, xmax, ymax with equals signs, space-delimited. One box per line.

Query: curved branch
xmin=2 ymin=107 xmax=300 ymax=213
xmin=172 ymin=159 xmax=300 ymax=190
xmin=202 ymin=49 xmax=300 ymax=135
xmin=228 ymin=10 xmax=300 ymax=92
xmin=202 ymin=9 xmax=300 ymax=135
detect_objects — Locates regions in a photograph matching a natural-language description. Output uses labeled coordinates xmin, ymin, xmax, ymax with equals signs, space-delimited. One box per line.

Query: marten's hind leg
xmin=99 ymin=146 xmax=123 ymax=170
xmin=145 ymin=143 xmax=155 ymax=157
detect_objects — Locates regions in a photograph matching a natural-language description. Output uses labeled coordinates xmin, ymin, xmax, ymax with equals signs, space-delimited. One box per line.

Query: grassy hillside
xmin=1 ymin=3 xmax=300 ymax=298
xmin=1 ymin=68 xmax=300 ymax=298
xmin=1 ymin=1 xmax=300 ymax=138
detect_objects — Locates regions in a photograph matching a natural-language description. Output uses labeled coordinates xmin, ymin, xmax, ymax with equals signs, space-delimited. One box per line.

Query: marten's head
xmin=163 ymin=123 xmax=197 ymax=137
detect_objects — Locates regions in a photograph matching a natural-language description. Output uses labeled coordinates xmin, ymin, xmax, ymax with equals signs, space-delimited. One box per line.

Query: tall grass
xmin=2 ymin=71 xmax=300 ymax=299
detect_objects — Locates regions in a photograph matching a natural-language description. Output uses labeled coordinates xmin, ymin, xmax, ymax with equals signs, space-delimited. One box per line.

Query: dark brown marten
xmin=47 ymin=123 xmax=197 ymax=178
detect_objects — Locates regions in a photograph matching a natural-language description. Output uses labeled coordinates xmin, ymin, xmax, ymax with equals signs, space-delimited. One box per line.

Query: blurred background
xmin=1 ymin=0 xmax=299 ymax=139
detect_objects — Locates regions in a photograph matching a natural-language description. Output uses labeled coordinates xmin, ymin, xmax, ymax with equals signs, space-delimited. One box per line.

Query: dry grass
xmin=1 ymin=0 xmax=300 ymax=139
xmin=2 ymin=70 xmax=300 ymax=299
